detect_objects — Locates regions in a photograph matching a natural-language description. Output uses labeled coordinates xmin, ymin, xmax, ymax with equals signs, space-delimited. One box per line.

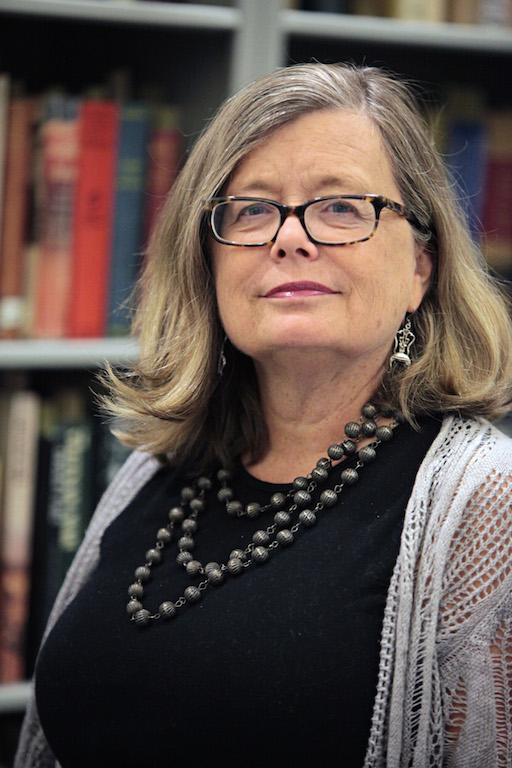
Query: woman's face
xmin=211 ymin=109 xmax=432 ymax=369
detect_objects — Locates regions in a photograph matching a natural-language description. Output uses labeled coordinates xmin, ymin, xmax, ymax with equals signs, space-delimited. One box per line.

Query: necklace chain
xmin=127 ymin=403 xmax=399 ymax=627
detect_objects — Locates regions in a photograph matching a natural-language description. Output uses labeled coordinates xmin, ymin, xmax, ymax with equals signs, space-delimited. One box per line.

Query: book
xmin=0 ymin=389 xmax=41 ymax=683
xmin=32 ymin=94 xmax=80 ymax=338
xmin=107 ymin=101 xmax=151 ymax=336
xmin=67 ymin=100 xmax=119 ymax=338
xmin=478 ymin=0 xmax=512 ymax=24
xmin=383 ymin=0 xmax=448 ymax=19
xmin=448 ymin=0 xmax=479 ymax=22
xmin=481 ymin=110 xmax=512 ymax=274
xmin=0 ymin=97 xmax=36 ymax=339
xmin=143 ymin=104 xmax=182 ymax=245
xmin=444 ymin=88 xmax=488 ymax=241
xmin=0 ymin=74 xmax=10 ymax=249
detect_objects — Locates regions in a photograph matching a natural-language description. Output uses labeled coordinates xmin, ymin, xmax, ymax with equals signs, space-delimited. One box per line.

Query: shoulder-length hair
xmin=102 ymin=62 xmax=512 ymax=470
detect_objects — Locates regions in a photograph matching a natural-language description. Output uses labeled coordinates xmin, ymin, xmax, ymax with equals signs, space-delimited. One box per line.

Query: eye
xmin=237 ymin=201 xmax=273 ymax=218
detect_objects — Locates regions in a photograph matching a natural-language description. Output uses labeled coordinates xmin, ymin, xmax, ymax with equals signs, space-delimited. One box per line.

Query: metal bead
xmin=128 ymin=583 xmax=144 ymax=598
xmin=176 ymin=551 xmax=193 ymax=566
xmin=270 ymin=492 xmax=287 ymax=509
xmin=245 ymin=502 xmax=261 ymax=518
xmin=380 ymin=405 xmax=394 ymax=417
xmin=394 ymin=411 xmax=406 ymax=423
xmin=292 ymin=476 xmax=309 ymax=490
xmin=298 ymin=510 xmax=317 ymax=527
xmin=251 ymin=546 xmax=269 ymax=565
xmin=186 ymin=559 xmax=203 ymax=576
xmin=358 ymin=445 xmax=377 ymax=464
xmin=178 ymin=536 xmax=195 ymax=551
xmin=362 ymin=403 xmax=378 ymax=419
xmin=327 ymin=444 xmax=344 ymax=461
xmin=293 ymin=489 xmax=312 ymax=507
xmin=227 ymin=557 xmax=244 ymax=575
xmin=180 ymin=486 xmax=196 ymax=502
xmin=274 ymin=510 xmax=291 ymax=528
xmin=341 ymin=439 xmax=356 ymax=455
xmin=134 ymin=566 xmax=151 ymax=582
xmin=316 ymin=457 xmax=331 ymax=470
xmin=181 ymin=518 xmax=198 ymax=534
xmin=133 ymin=609 xmax=151 ymax=626
xmin=229 ymin=549 xmax=245 ymax=561
xmin=217 ymin=487 xmax=233 ymax=503
xmin=126 ymin=600 xmax=143 ymax=615
xmin=320 ymin=489 xmax=338 ymax=507
xmin=156 ymin=527 xmax=172 ymax=544
xmin=311 ymin=466 xmax=328 ymax=482
xmin=145 ymin=548 xmax=162 ymax=565
xmin=168 ymin=506 xmax=184 ymax=523
xmin=205 ymin=561 xmax=221 ymax=573
xmin=208 ymin=568 xmax=224 ymax=586
xmin=344 ymin=421 xmax=361 ymax=438
xmin=361 ymin=420 xmax=377 ymax=437
xmin=217 ymin=468 xmax=232 ymax=483
xmin=197 ymin=476 xmax=212 ymax=491
xmin=189 ymin=497 xmax=206 ymax=513
xmin=252 ymin=530 xmax=270 ymax=547
xmin=184 ymin=586 xmax=202 ymax=603
xmin=226 ymin=500 xmax=243 ymax=516
xmin=276 ymin=529 xmax=294 ymax=547
xmin=341 ymin=467 xmax=359 ymax=485
xmin=376 ymin=425 xmax=394 ymax=441
xmin=159 ymin=601 xmax=177 ymax=619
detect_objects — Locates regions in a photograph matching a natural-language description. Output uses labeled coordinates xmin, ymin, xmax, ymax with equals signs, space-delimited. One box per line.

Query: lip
xmin=263 ymin=281 xmax=338 ymax=298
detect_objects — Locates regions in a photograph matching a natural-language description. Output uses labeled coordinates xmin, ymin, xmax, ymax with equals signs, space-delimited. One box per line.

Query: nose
xmin=269 ymin=212 xmax=320 ymax=261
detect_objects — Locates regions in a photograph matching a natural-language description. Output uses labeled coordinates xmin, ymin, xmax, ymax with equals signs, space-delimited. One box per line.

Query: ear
xmin=407 ymin=245 xmax=433 ymax=313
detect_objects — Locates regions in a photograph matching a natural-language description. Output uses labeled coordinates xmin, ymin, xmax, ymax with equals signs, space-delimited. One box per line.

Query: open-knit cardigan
xmin=15 ymin=415 xmax=512 ymax=768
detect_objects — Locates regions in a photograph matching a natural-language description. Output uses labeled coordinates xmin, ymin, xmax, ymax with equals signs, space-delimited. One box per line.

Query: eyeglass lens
xmin=211 ymin=197 xmax=377 ymax=245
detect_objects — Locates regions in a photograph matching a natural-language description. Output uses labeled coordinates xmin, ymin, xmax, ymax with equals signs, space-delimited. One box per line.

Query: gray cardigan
xmin=15 ymin=415 xmax=512 ymax=767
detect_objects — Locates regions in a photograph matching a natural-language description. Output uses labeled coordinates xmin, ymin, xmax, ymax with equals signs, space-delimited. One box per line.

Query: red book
xmin=143 ymin=105 xmax=182 ymax=244
xmin=67 ymin=100 xmax=119 ymax=338
xmin=0 ymin=98 xmax=35 ymax=338
xmin=32 ymin=96 xmax=80 ymax=338
xmin=481 ymin=110 xmax=512 ymax=274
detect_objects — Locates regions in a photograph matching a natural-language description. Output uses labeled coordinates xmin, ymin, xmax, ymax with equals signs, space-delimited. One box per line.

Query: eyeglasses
xmin=204 ymin=195 xmax=421 ymax=247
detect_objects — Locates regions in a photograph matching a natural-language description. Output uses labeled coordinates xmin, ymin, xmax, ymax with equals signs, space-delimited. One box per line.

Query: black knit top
xmin=35 ymin=416 xmax=441 ymax=768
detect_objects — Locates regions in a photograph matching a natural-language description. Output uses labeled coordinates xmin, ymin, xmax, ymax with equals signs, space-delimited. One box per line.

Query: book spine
xmin=481 ymin=111 xmax=512 ymax=273
xmin=143 ymin=106 xmax=182 ymax=244
xmin=32 ymin=96 xmax=80 ymax=338
xmin=0 ymin=390 xmax=41 ymax=683
xmin=107 ymin=102 xmax=151 ymax=336
xmin=0 ymin=74 xmax=10 ymax=248
xmin=0 ymin=98 xmax=35 ymax=338
xmin=67 ymin=100 xmax=119 ymax=338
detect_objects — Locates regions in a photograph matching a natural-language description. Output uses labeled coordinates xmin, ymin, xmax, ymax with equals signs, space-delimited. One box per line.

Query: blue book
xmin=446 ymin=116 xmax=488 ymax=242
xmin=107 ymin=102 xmax=151 ymax=336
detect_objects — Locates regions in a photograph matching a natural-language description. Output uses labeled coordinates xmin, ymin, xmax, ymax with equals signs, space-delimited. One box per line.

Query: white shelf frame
xmin=0 ymin=338 xmax=139 ymax=369
xmin=0 ymin=681 xmax=31 ymax=714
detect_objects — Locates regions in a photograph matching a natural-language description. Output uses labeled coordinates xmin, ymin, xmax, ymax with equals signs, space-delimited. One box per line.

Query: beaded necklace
xmin=127 ymin=402 xmax=398 ymax=627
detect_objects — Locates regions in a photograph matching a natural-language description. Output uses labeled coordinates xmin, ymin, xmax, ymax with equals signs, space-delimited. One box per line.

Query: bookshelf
xmin=0 ymin=0 xmax=511 ymax=754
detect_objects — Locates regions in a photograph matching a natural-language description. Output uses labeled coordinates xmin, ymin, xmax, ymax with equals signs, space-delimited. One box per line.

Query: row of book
xmin=0 ymin=379 xmax=130 ymax=683
xmin=0 ymin=74 xmax=183 ymax=340
xmin=300 ymin=0 xmax=512 ymax=23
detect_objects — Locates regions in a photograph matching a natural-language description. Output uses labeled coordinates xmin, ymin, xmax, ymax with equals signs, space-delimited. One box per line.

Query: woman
xmin=17 ymin=63 xmax=512 ymax=767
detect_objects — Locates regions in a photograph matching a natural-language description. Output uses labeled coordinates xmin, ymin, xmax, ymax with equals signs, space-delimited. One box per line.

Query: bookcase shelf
xmin=0 ymin=1 xmax=511 ymax=758
xmin=0 ymin=338 xmax=139 ymax=369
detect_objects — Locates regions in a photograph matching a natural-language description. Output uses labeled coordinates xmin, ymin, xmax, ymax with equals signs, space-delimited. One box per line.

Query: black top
xmin=35 ymin=416 xmax=441 ymax=768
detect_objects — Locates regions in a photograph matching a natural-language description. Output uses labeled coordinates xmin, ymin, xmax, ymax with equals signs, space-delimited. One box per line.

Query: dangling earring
xmin=389 ymin=316 xmax=415 ymax=368
xmin=217 ymin=335 xmax=227 ymax=376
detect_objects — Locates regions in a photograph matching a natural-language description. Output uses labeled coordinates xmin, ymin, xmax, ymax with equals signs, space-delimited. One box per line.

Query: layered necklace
xmin=127 ymin=402 xmax=399 ymax=627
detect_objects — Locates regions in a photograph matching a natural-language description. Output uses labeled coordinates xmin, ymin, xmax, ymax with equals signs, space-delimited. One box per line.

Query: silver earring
xmin=217 ymin=335 xmax=227 ymax=376
xmin=389 ymin=316 xmax=415 ymax=368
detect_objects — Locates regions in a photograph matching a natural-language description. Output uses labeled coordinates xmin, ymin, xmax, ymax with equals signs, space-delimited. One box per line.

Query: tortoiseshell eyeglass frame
xmin=203 ymin=194 xmax=424 ymax=247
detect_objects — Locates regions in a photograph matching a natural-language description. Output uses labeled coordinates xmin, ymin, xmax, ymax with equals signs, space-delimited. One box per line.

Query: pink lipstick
xmin=264 ymin=281 xmax=337 ymax=298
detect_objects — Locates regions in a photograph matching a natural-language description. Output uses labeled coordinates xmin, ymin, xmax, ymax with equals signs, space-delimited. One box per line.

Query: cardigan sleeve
xmin=437 ymin=461 xmax=512 ymax=767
